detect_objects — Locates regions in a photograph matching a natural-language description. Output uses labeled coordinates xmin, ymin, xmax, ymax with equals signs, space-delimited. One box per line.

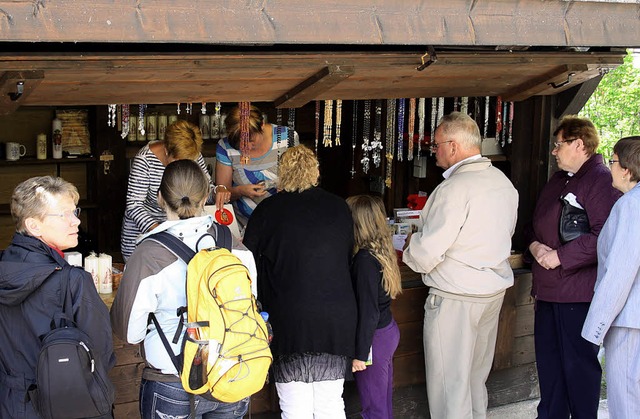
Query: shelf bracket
xmin=274 ymin=65 xmax=354 ymax=109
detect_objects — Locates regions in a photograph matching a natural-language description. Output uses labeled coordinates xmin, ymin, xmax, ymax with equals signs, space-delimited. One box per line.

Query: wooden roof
xmin=0 ymin=1 xmax=638 ymax=112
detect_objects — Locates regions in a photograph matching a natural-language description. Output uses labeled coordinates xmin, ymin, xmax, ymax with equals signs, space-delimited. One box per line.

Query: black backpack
xmin=28 ymin=267 xmax=114 ymax=419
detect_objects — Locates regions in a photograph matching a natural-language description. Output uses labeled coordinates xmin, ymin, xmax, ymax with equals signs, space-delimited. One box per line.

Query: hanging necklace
xmin=495 ymin=96 xmax=503 ymax=143
xmin=508 ymin=101 xmax=514 ymax=144
xmin=350 ymin=101 xmax=358 ymax=178
xmin=138 ymin=104 xmax=147 ymax=136
xmin=323 ymin=100 xmax=333 ymax=147
xmin=408 ymin=98 xmax=416 ymax=161
xmin=501 ymin=100 xmax=508 ymax=147
xmin=239 ymin=101 xmax=251 ymax=165
xmin=483 ymin=96 xmax=490 ymax=139
xmin=397 ymin=98 xmax=405 ymax=162
xmin=361 ymin=100 xmax=372 ymax=174
xmin=417 ymin=98 xmax=425 ymax=155
xmin=315 ymin=101 xmax=320 ymax=154
xmin=437 ymin=97 xmax=444 ymax=123
xmin=335 ymin=99 xmax=342 ymax=146
xmin=385 ymin=99 xmax=396 ymax=188
xmin=430 ymin=98 xmax=437 ymax=154
xmin=461 ymin=97 xmax=469 ymax=115
xmin=372 ymin=100 xmax=383 ymax=168
xmin=287 ymin=108 xmax=296 ymax=147
xmin=120 ymin=104 xmax=130 ymax=139
xmin=276 ymin=108 xmax=283 ymax=126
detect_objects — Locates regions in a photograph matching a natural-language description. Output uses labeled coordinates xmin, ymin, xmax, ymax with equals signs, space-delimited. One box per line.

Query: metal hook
xmin=8 ymin=81 xmax=24 ymax=101
xmin=417 ymin=46 xmax=438 ymax=71
xmin=549 ymin=72 xmax=575 ymax=89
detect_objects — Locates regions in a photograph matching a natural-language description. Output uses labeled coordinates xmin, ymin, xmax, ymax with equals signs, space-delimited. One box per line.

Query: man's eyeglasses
xmin=608 ymin=159 xmax=619 ymax=167
xmin=553 ymin=138 xmax=578 ymax=148
xmin=430 ymin=140 xmax=454 ymax=151
xmin=45 ymin=207 xmax=81 ymax=220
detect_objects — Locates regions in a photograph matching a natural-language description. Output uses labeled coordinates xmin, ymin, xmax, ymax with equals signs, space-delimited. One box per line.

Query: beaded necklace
xmin=372 ymin=100 xmax=383 ymax=168
xmin=417 ymin=98 xmax=425 ymax=155
xmin=397 ymin=98 xmax=405 ymax=162
xmin=350 ymin=100 xmax=358 ymax=178
xmin=408 ymin=98 xmax=416 ymax=161
xmin=323 ymin=100 xmax=333 ymax=147
xmin=361 ymin=100 xmax=372 ymax=174
xmin=385 ymin=99 xmax=396 ymax=188
xmin=335 ymin=99 xmax=342 ymax=146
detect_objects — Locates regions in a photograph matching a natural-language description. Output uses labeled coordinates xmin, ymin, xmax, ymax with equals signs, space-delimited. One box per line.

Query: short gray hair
xmin=437 ymin=112 xmax=482 ymax=151
xmin=11 ymin=176 xmax=80 ymax=234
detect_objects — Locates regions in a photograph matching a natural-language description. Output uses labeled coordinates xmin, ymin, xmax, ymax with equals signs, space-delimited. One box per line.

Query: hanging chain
xmin=350 ymin=100 xmax=358 ymax=178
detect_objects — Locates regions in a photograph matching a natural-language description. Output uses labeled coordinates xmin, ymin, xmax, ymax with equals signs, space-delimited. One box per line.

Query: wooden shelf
xmin=0 ymin=156 xmax=96 ymax=166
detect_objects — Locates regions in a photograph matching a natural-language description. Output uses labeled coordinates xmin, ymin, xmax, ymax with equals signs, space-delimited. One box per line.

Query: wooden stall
xmin=1 ymin=1 xmax=639 ymax=417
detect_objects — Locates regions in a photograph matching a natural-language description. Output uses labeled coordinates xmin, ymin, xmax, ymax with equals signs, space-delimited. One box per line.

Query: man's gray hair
xmin=437 ymin=112 xmax=482 ymax=151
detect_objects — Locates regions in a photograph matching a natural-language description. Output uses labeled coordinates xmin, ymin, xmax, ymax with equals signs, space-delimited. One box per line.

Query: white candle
xmin=65 ymin=251 xmax=83 ymax=267
xmin=98 ymin=253 xmax=113 ymax=294
xmin=84 ymin=253 xmax=99 ymax=291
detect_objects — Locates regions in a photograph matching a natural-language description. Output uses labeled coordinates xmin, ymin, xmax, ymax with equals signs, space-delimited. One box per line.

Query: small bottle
xmin=52 ymin=117 xmax=63 ymax=159
xmin=260 ymin=312 xmax=274 ymax=344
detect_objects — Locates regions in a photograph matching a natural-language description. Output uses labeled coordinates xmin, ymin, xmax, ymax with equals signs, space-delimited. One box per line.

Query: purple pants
xmin=354 ymin=318 xmax=400 ymax=419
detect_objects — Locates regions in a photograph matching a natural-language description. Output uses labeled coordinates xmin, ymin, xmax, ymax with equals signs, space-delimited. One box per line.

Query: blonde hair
xmin=346 ymin=195 xmax=402 ymax=298
xmin=159 ymin=160 xmax=210 ymax=219
xmin=164 ymin=120 xmax=203 ymax=160
xmin=11 ymin=176 xmax=80 ymax=234
xmin=225 ymin=105 xmax=265 ymax=150
xmin=278 ymin=145 xmax=320 ymax=193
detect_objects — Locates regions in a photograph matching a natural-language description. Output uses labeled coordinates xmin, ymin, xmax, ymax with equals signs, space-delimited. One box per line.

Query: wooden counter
xmin=101 ymin=265 xmax=536 ymax=417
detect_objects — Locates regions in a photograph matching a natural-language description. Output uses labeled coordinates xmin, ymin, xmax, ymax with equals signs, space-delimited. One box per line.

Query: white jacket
xmin=110 ymin=215 xmax=257 ymax=375
xmin=403 ymin=158 xmax=518 ymax=296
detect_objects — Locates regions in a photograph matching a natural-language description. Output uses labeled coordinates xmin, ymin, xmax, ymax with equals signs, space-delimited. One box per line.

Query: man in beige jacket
xmin=403 ymin=112 xmax=518 ymax=419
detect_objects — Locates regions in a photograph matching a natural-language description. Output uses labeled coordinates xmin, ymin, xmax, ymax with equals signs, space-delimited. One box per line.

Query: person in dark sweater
xmin=243 ymin=145 xmax=356 ymax=419
xmin=347 ymin=195 xmax=402 ymax=419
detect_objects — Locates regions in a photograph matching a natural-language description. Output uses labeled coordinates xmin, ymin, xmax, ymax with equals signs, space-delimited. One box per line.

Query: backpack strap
xmin=148 ymin=231 xmax=196 ymax=264
xmin=214 ymin=223 xmax=232 ymax=251
xmin=148 ymin=313 xmax=181 ymax=373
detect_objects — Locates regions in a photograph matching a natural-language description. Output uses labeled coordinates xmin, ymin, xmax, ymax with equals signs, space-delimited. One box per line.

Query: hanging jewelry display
xmin=323 ymin=100 xmax=333 ymax=147
xmin=408 ymin=98 xmax=416 ymax=161
xmin=360 ymin=100 xmax=372 ymax=174
xmin=372 ymin=100 xmax=383 ymax=168
xmin=287 ymin=108 xmax=296 ymax=147
xmin=453 ymin=97 xmax=459 ymax=112
xmin=201 ymin=102 xmax=207 ymax=115
xmin=120 ymin=105 xmax=130 ymax=139
xmin=397 ymin=98 xmax=405 ymax=162
xmin=501 ymin=100 xmax=508 ymax=147
xmin=199 ymin=102 xmax=210 ymax=140
xmin=176 ymin=103 xmax=181 ymax=115
xmin=350 ymin=101 xmax=358 ymax=178
xmin=211 ymin=102 xmax=222 ymax=139
xmin=483 ymin=96 xmax=490 ymax=139
xmin=508 ymin=102 xmax=515 ymax=144
xmin=461 ymin=97 xmax=469 ymax=115
xmin=495 ymin=96 xmax=503 ymax=143
xmin=315 ymin=101 xmax=320 ymax=154
xmin=417 ymin=98 xmax=425 ymax=155
xmin=334 ymin=100 xmax=342 ymax=146
xmin=385 ymin=99 xmax=396 ymax=188
xmin=437 ymin=97 xmax=445 ymax=123
xmin=239 ymin=101 xmax=251 ymax=165
xmin=138 ymin=104 xmax=147 ymax=136
xmin=276 ymin=108 xmax=283 ymax=126
xmin=107 ymin=104 xmax=117 ymax=127
xmin=186 ymin=103 xmax=193 ymax=115
xmin=430 ymin=98 xmax=437 ymax=154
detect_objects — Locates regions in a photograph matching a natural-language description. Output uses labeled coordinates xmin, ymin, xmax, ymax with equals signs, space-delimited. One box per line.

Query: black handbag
xmin=559 ymin=196 xmax=590 ymax=243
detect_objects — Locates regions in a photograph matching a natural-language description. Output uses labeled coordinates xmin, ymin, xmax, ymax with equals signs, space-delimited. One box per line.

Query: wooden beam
xmin=0 ymin=71 xmax=44 ymax=115
xmin=554 ymin=75 xmax=603 ymax=119
xmin=503 ymin=64 xmax=589 ymax=102
xmin=274 ymin=65 xmax=354 ymax=108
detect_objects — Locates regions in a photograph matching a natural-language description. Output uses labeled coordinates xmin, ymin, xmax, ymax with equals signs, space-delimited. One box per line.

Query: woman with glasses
xmin=582 ymin=136 xmax=640 ymax=418
xmin=0 ymin=176 xmax=115 ymax=418
xmin=525 ymin=115 xmax=621 ymax=419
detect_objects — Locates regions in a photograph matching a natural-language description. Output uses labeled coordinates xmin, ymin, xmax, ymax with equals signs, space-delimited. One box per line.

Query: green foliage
xmin=580 ymin=50 xmax=640 ymax=158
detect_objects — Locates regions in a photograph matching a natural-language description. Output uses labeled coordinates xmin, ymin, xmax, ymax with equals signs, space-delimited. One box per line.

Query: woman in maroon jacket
xmin=526 ymin=115 xmax=621 ymax=419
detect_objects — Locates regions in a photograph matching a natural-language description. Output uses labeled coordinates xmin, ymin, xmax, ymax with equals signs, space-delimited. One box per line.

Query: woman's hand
xmin=214 ymin=185 xmax=231 ymax=211
xmin=529 ymin=241 xmax=560 ymax=270
xmin=352 ymin=359 xmax=367 ymax=372
xmin=235 ymin=183 xmax=267 ymax=199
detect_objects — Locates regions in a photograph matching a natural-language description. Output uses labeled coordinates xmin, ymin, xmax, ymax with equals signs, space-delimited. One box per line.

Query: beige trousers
xmin=423 ymin=290 xmax=504 ymax=419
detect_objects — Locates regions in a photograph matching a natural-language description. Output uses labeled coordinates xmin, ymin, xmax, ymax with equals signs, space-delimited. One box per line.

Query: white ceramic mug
xmin=6 ymin=142 xmax=26 ymax=161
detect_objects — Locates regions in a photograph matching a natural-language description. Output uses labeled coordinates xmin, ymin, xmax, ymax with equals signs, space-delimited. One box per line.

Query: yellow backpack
xmin=148 ymin=228 xmax=272 ymax=404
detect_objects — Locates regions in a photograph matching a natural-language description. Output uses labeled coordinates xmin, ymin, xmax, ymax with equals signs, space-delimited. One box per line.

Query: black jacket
xmin=0 ymin=233 xmax=116 ymax=418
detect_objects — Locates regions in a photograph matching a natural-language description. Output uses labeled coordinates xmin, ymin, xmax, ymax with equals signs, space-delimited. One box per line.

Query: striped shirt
xmin=216 ymin=125 xmax=298 ymax=228
xmin=120 ymin=143 xmax=212 ymax=261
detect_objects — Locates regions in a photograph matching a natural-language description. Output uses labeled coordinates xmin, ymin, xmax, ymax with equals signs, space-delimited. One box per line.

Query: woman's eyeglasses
xmin=45 ymin=207 xmax=81 ymax=220
xmin=553 ymin=138 xmax=578 ymax=148
xmin=608 ymin=159 xmax=619 ymax=167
